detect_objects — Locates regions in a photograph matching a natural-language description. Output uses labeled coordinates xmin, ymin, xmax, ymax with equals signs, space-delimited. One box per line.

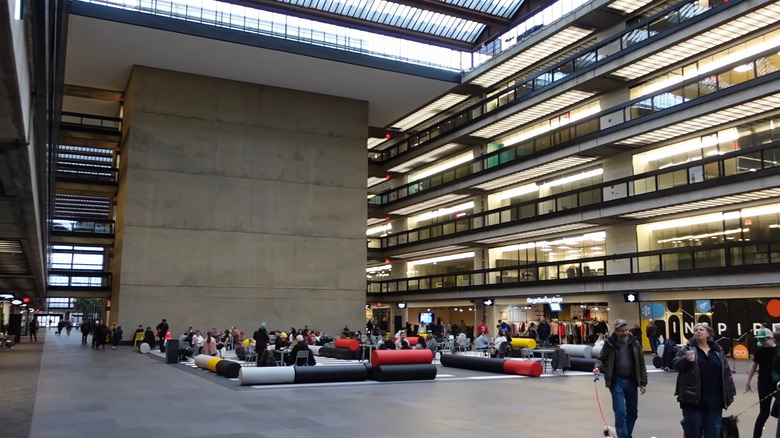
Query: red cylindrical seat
xmin=502 ymin=359 xmax=543 ymax=377
xmin=334 ymin=338 xmax=360 ymax=351
xmin=371 ymin=349 xmax=433 ymax=367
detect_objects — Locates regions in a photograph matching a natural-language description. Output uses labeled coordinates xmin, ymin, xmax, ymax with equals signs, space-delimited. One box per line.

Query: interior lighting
xmin=0 ymin=293 xmax=14 ymax=300
xmin=408 ymin=252 xmax=475 ymax=267
xmin=495 ymin=183 xmax=538 ymax=200
xmin=542 ymin=168 xmax=603 ymax=188
xmin=408 ymin=152 xmax=473 ymax=182
xmin=11 ymin=300 xmax=21 ymax=305
xmin=733 ymin=63 xmax=753 ymax=73
xmin=412 ymin=202 xmax=475 ymax=222
xmin=366 ymin=265 xmax=391 ymax=273
xmin=367 ymin=223 xmax=392 ymax=236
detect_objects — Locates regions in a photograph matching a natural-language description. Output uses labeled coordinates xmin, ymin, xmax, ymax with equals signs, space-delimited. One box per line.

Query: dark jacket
xmin=595 ymin=333 xmax=648 ymax=389
xmin=94 ymin=324 xmax=109 ymax=345
xmin=287 ymin=342 xmax=316 ymax=366
xmin=537 ymin=321 xmax=551 ymax=339
xmin=673 ymin=339 xmax=736 ymax=409
xmin=773 ymin=350 xmax=780 ymax=386
xmin=253 ymin=327 xmax=270 ymax=350
xmin=156 ymin=321 xmax=169 ymax=337
xmin=111 ymin=326 xmax=123 ymax=346
xmin=143 ymin=329 xmax=156 ymax=348
xmin=646 ymin=324 xmax=658 ymax=338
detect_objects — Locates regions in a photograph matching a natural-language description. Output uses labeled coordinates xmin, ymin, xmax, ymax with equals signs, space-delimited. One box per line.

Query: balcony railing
xmin=372 ymin=140 xmax=780 ymax=250
xmin=369 ymin=59 xmax=780 ymax=206
xmin=56 ymin=163 xmax=119 ymax=183
xmin=369 ymin=0 xmax=728 ymax=165
xmin=367 ymin=239 xmax=780 ymax=293
xmin=60 ymin=111 xmax=122 ymax=134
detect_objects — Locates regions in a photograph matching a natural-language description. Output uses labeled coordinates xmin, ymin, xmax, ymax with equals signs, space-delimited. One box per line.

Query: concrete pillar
xmin=114 ymin=67 xmax=368 ymax=336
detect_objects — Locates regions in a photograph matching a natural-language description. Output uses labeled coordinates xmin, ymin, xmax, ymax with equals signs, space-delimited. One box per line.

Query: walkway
xmin=3 ymin=331 xmax=768 ymax=437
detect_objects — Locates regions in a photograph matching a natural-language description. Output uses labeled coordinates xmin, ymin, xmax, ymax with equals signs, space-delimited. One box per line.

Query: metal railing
xmin=51 ymin=218 xmax=115 ymax=235
xmin=369 ymin=58 xmax=780 ymax=206
xmin=367 ymin=239 xmax=780 ymax=293
xmin=368 ymin=0 xmax=728 ymax=165
xmin=373 ymin=139 xmax=780 ymax=249
xmin=61 ymin=111 xmax=122 ymax=133
xmin=47 ymin=270 xmax=113 ymax=288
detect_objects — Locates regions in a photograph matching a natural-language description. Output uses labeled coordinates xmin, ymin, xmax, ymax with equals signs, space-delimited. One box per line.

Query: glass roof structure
xmin=239 ymin=0 xmax=529 ymax=50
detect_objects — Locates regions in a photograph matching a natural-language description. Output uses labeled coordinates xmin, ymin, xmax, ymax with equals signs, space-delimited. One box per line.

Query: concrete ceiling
xmin=63 ymin=12 xmax=461 ymax=128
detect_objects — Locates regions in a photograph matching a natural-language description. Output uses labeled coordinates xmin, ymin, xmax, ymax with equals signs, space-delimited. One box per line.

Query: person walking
xmin=673 ymin=322 xmax=736 ymax=438
xmin=772 ymin=344 xmax=780 ymax=438
xmin=28 ymin=317 xmax=39 ymax=342
xmin=593 ymin=319 xmax=648 ymax=438
xmin=744 ymin=328 xmax=776 ymax=438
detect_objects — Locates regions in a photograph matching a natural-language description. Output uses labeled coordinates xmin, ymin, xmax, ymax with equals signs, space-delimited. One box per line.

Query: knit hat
xmin=613 ymin=319 xmax=628 ymax=329
xmin=280 ymin=331 xmax=287 ymax=338
xmin=755 ymin=328 xmax=772 ymax=339
xmin=296 ymin=335 xmax=304 ymax=342
xmin=260 ymin=322 xmax=266 ymax=329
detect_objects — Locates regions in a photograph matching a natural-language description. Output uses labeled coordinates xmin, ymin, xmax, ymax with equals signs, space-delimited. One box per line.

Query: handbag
xmin=771 ymin=398 xmax=779 ymax=419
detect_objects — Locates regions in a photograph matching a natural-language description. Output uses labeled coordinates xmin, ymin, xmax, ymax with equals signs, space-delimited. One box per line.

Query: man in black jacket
xmin=537 ymin=317 xmax=551 ymax=348
xmin=156 ymin=319 xmax=169 ymax=351
xmin=594 ymin=319 xmax=648 ymax=438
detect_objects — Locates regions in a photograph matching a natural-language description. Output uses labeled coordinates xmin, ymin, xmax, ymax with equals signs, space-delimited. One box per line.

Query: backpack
xmin=661 ymin=339 xmax=679 ymax=369
xmin=551 ymin=348 xmax=570 ymax=372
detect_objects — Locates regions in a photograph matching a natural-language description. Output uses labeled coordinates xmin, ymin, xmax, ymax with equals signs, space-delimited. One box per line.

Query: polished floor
xmin=2 ymin=329 xmax=775 ymax=437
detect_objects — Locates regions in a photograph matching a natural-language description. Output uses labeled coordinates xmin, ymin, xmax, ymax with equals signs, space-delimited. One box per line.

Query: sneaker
xmin=112 ymin=346 xmax=116 ymax=350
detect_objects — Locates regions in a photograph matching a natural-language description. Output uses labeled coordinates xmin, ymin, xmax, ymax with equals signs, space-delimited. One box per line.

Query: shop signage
xmin=397 ymin=302 xmax=407 ymax=309
xmin=482 ymin=298 xmax=494 ymax=306
xmin=526 ymin=296 xmax=563 ymax=305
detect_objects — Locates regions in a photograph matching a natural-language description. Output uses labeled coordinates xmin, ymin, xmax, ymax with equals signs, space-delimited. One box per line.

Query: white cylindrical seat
xmin=560 ymin=344 xmax=593 ymax=358
xmin=239 ymin=366 xmax=296 ymax=385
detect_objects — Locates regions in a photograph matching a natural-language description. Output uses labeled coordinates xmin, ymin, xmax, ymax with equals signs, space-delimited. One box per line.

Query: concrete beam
xmin=0 ymin=1 xmax=25 ymax=146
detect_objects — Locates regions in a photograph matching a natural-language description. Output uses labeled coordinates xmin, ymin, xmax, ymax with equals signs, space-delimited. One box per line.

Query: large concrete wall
xmin=112 ymin=66 xmax=367 ymax=336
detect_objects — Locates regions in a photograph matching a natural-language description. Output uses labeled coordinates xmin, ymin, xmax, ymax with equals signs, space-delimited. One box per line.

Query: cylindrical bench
xmin=591 ymin=345 xmax=603 ymax=358
xmin=215 ymin=360 xmax=242 ymax=378
xmin=370 ymin=364 xmax=437 ymax=382
xmin=569 ymin=357 xmax=597 ymax=372
xmin=334 ymin=338 xmax=360 ymax=351
xmin=503 ymin=359 xmax=543 ymax=377
xmin=371 ymin=349 xmax=432 ymax=367
xmin=392 ymin=337 xmax=419 ymax=347
xmin=239 ymin=366 xmax=296 ymax=385
xmin=319 ymin=346 xmax=358 ymax=360
xmin=560 ymin=344 xmax=593 ymax=358
xmin=309 ymin=345 xmax=322 ymax=356
xmin=139 ymin=343 xmax=151 ymax=354
xmin=294 ymin=365 xmax=368 ymax=383
xmin=509 ymin=338 xmax=537 ymax=349
xmin=440 ymin=353 xmax=506 ymax=374
xmin=235 ymin=345 xmax=247 ymax=360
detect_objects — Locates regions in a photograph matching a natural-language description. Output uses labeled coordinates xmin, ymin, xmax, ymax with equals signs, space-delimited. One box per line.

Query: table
xmin=360 ymin=344 xmax=375 ymax=362
xmin=275 ymin=349 xmax=290 ymax=366
xmin=533 ymin=348 xmax=556 ymax=374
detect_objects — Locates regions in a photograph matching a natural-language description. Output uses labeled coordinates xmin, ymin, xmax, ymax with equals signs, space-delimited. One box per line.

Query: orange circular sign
xmin=767 ymin=299 xmax=780 ymax=318
xmin=733 ymin=344 xmax=749 ymax=360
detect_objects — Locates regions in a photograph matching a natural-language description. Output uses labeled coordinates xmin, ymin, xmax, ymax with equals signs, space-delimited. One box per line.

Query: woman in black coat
xmin=111 ymin=323 xmax=123 ymax=350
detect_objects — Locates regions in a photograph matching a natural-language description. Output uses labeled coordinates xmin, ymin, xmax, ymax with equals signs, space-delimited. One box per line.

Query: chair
xmin=294 ymin=350 xmax=310 ymax=366
xmin=244 ymin=347 xmax=258 ymax=366
xmin=133 ymin=332 xmax=144 ymax=348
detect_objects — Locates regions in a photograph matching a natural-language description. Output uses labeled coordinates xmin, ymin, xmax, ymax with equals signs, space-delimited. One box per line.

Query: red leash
xmin=594 ymin=375 xmax=610 ymax=426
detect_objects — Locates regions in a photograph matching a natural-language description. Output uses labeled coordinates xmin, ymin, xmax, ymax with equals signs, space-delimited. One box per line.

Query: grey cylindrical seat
xmin=239 ymin=366 xmax=295 ymax=385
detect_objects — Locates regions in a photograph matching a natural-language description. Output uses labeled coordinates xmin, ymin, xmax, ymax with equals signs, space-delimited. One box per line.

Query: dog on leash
xmin=602 ymin=426 xmax=617 ymax=437
xmin=721 ymin=415 xmax=739 ymax=438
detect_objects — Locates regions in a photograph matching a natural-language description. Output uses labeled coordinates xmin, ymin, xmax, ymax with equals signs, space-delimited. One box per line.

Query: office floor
xmin=4 ymin=329 xmax=772 ymax=437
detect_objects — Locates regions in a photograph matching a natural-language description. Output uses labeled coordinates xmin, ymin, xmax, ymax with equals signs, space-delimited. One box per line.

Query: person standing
xmin=476 ymin=319 xmax=489 ymax=336
xmin=744 ymin=328 xmax=776 ymax=438
xmin=594 ymin=319 xmax=648 ymax=438
xmin=110 ymin=322 xmax=123 ymax=350
xmin=80 ymin=319 xmax=91 ymax=344
xmin=673 ymin=323 xmax=736 ymax=438
xmin=537 ymin=317 xmax=551 ymax=348
xmin=28 ymin=317 xmax=39 ymax=342
xmin=156 ymin=319 xmax=169 ymax=351
xmin=772 ymin=344 xmax=780 ymax=438
xmin=646 ymin=322 xmax=660 ymax=354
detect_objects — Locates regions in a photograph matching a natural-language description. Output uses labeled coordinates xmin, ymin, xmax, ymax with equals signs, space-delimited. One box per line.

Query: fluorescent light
xmin=408 ymin=152 xmax=473 ymax=182
xmin=367 ymin=223 xmax=392 ymax=236
xmin=408 ymin=251 xmax=475 ymax=267
xmin=412 ymin=202 xmax=475 ymax=222
xmin=741 ymin=203 xmax=780 ymax=218
xmin=494 ymin=183 xmax=539 ymax=200
xmin=542 ymin=168 xmax=603 ymax=188
xmin=366 ymin=265 xmax=391 ymax=273
xmin=733 ymin=63 xmax=753 ymax=73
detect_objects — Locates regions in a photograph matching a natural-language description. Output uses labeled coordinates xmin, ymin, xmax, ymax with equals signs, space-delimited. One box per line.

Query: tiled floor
xmin=5 ymin=331 xmax=773 ymax=437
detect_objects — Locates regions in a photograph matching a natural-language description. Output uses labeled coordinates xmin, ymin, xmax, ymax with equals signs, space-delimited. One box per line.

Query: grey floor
xmin=4 ymin=330 xmax=774 ymax=437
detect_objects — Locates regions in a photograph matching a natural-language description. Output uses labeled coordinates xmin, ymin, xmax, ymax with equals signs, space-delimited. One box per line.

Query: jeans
xmin=681 ymin=407 xmax=721 ymax=438
xmin=539 ymin=337 xmax=550 ymax=348
xmin=650 ymin=337 xmax=660 ymax=354
xmin=611 ymin=377 xmax=638 ymax=438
